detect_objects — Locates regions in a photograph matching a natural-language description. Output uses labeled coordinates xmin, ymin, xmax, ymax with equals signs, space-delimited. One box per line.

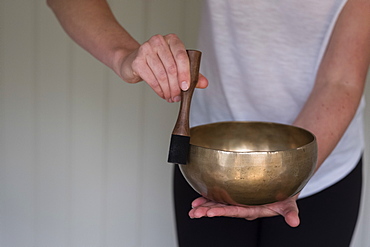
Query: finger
xmin=139 ymin=35 xmax=175 ymax=101
xmin=191 ymin=203 xmax=242 ymax=219
xmin=191 ymin=197 xmax=225 ymax=208
xmin=189 ymin=197 xmax=223 ymax=218
xmin=279 ymin=200 xmax=300 ymax=227
xmin=146 ymin=53 xmax=172 ymax=101
xmin=205 ymin=206 xmax=245 ymax=218
xmin=206 ymin=204 xmax=277 ymax=220
xmin=189 ymin=206 xmax=212 ymax=219
xmin=131 ymin=61 xmax=165 ymax=99
xmin=129 ymin=45 xmax=166 ymax=99
xmin=265 ymin=196 xmax=299 ymax=227
xmin=190 ymin=202 xmax=226 ymax=218
xmin=149 ymin=34 xmax=187 ymax=102
xmin=165 ymin=34 xmax=190 ymax=92
xmin=284 ymin=210 xmax=300 ymax=227
xmin=191 ymin=197 xmax=210 ymax=208
xmin=196 ymin=201 xmax=226 ymax=209
xmin=196 ymin=74 xmax=209 ymax=89
xmin=156 ymin=45 xmax=182 ymax=102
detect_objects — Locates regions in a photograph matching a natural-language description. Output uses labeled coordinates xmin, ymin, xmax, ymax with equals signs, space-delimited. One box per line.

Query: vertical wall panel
xmin=183 ymin=0 xmax=202 ymax=48
xmin=68 ymin=45 xmax=108 ymax=247
xmin=109 ymin=0 xmax=147 ymax=42
xmin=147 ymin=0 xmax=186 ymax=35
xmin=106 ymin=1 xmax=147 ymax=246
xmin=140 ymin=93 xmax=178 ymax=247
xmin=34 ymin=2 xmax=71 ymax=246
xmin=0 ymin=0 xmax=37 ymax=246
xmin=104 ymin=78 xmax=144 ymax=247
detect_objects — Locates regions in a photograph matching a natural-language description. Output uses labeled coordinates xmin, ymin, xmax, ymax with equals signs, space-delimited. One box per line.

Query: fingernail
xmin=181 ymin=81 xmax=189 ymax=91
xmin=173 ymin=96 xmax=181 ymax=102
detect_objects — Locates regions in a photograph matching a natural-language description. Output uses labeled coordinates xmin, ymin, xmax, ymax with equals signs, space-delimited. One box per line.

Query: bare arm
xmin=293 ymin=0 xmax=370 ymax=170
xmin=47 ymin=0 xmax=208 ymax=102
xmin=47 ymin=0 xmax=139 ymax=73
xmin=189 ymin=0 xmax=370 ymax=226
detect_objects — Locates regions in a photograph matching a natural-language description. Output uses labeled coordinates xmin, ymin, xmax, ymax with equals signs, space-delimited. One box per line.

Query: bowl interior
xmin=190 ymin=121 xmax=315 ymax=152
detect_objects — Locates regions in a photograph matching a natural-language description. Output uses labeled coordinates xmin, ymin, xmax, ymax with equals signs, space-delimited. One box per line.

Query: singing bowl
xmin=179 ymin=121 xmax=317 ymax=205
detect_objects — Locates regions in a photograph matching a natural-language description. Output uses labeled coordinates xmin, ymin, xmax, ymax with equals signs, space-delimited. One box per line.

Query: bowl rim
xmin=189 ymin=121 xmax=317 ymax=154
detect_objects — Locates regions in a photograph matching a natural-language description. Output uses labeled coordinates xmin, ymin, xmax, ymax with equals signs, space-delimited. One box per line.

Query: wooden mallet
xmin=168 ymin=50 xmax=202 ymax=165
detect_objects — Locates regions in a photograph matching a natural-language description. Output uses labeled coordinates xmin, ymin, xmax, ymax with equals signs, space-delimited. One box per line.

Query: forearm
xmin=293 ymin=0 xmax=370 ymax=170
xmin=293 ymin=78 xmax=365 ymax=169
xmin=47 ymin=0 xmax=208 ymax=102
xmin=47 ymin=0 xmax=139 ymax=73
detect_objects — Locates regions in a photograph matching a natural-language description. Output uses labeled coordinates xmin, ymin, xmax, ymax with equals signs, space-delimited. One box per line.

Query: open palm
xmin=189 ymin=194 xmax=300 ymax=227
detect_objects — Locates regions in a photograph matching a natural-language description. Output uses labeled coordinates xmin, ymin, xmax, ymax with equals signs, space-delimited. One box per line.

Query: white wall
xmin=0 ymin=1 xmax=368 ymax=247
xmin=0 ymin=0 xmax=200 ymax=246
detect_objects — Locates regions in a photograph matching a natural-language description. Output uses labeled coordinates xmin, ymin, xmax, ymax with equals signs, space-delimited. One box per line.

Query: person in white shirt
xmin=48 ymin=0 xmax=370 ymax=246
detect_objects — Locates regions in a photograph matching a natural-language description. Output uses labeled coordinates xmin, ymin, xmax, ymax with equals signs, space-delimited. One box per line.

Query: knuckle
xmin=148 ymin=34 xmax=166 ymax=46
xmin=157 ymin=69 xmax=168 ymax=82
xmin=131 ymin=57 xmax=141 ymax=70
xmin=150 ymin=81 xmax=160 ymax=90
xmin=131 ymin=59 xmax=144 ymax=77
xmin=167 ymin=64 xmax=177 ymax=76
xmin=165 ymin=33 xmax=185 ymax=48
xmin=138 ymin=42 xmax=151 ymax=54
xmin=165 ymin=33 xmax=179 ymax=41
xmin=175 ymin=49 xmax=188 ymax=61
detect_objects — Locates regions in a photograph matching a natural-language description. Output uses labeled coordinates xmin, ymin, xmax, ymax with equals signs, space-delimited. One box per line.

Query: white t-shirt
xmin=190 ymin=0 xmax=365 ymax=198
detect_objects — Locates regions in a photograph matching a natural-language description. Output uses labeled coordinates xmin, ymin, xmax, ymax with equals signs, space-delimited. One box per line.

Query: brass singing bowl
xmin=179 ymin=121 xmax=317 ymax=205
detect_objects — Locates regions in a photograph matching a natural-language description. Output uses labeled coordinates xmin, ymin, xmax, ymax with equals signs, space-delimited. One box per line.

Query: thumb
xmin=284 ymin=209 xmax=300 ymax=227
xmin=195 ymin=74 xmax=208 ymax=89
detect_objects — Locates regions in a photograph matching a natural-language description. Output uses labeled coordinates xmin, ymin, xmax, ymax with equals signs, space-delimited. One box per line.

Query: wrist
xmin=111 ymin=48 xmax=127 ymax=77
xmin=111 ymin=46 xmax=139 ymax=83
